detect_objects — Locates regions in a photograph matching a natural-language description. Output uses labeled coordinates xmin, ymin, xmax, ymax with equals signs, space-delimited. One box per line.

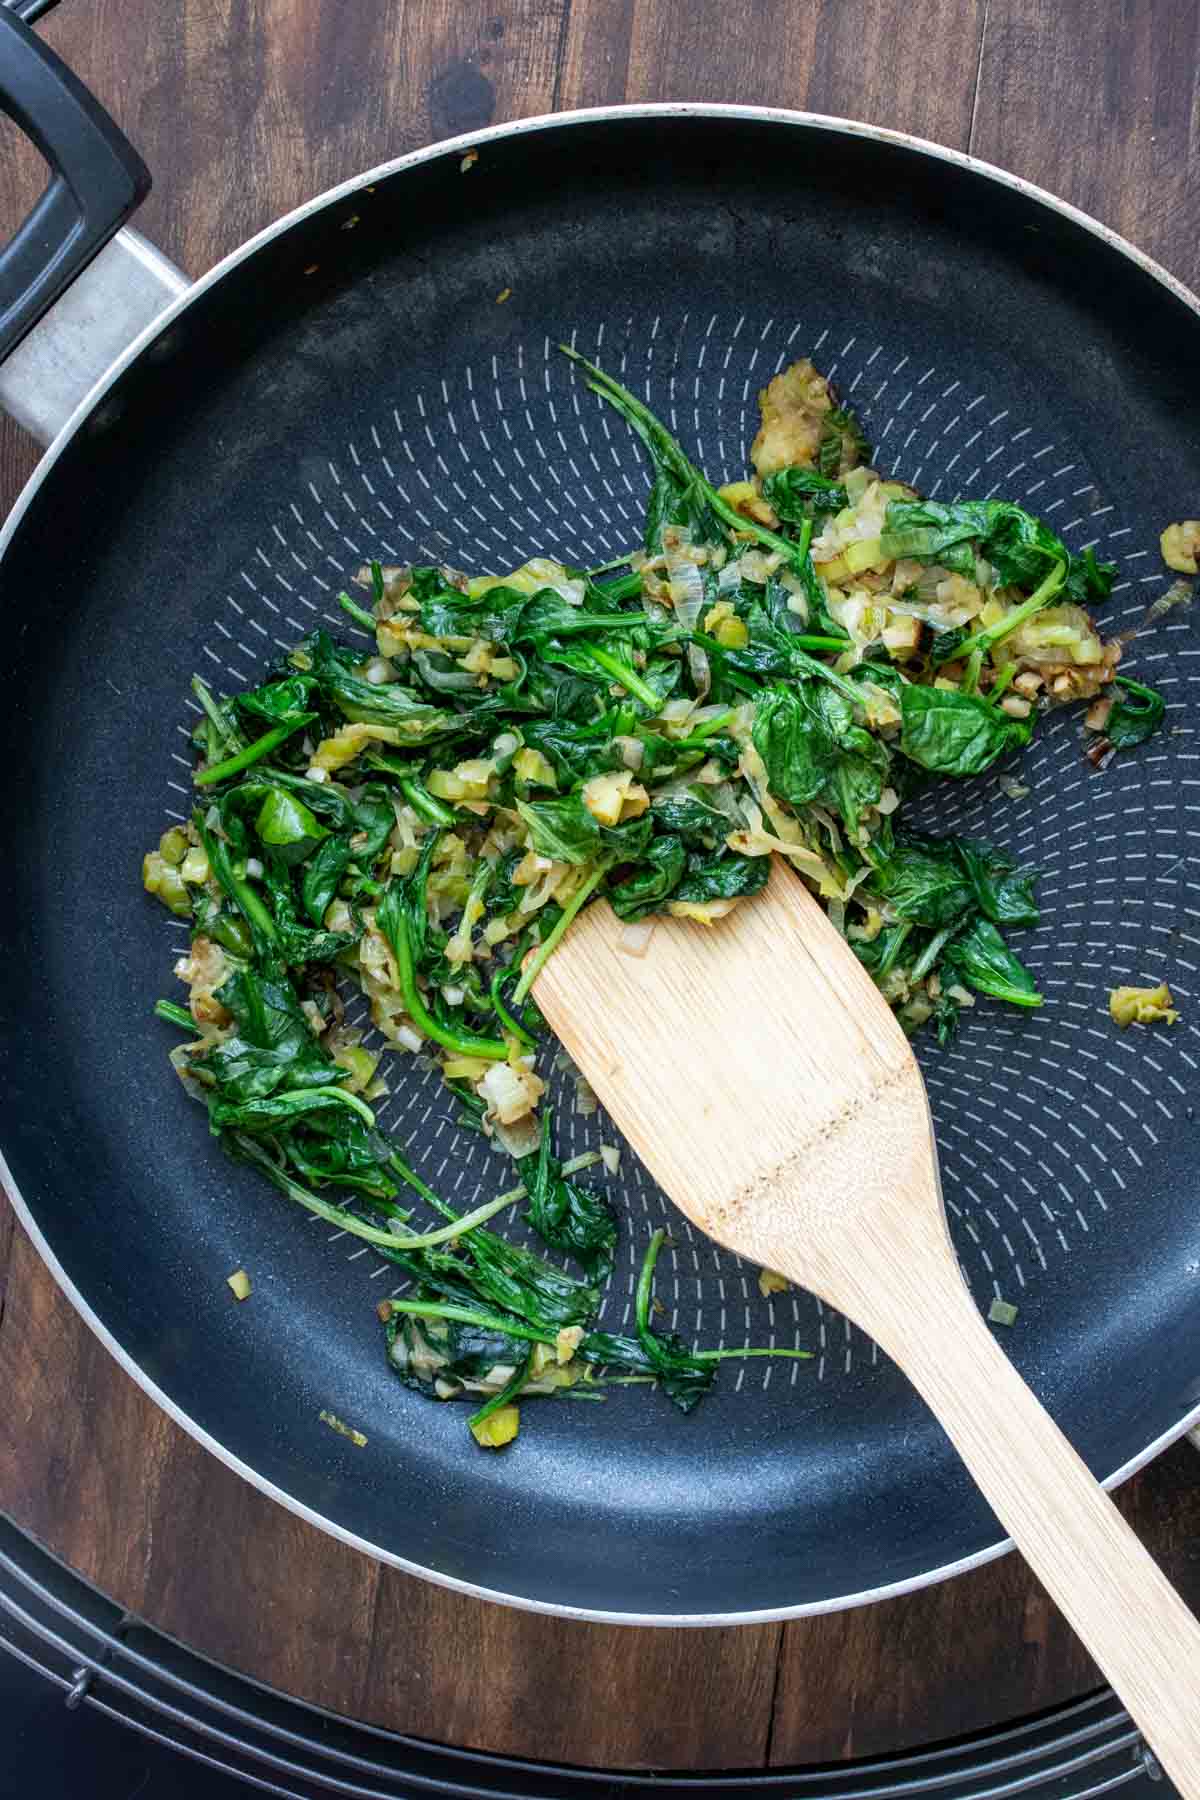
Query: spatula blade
xmin=533 ymin=859 xmax=933 ymax=1277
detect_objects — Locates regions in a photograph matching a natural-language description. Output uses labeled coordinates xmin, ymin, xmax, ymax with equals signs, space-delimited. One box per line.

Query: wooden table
xmin=2 ymin=0 xmax=1198 ymax=1772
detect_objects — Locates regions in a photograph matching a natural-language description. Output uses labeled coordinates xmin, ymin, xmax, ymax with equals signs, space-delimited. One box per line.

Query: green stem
xmin=670 ymin=708 xmax=737 ymax=747
xmin=582 ymin=644 xmax=663 ymax=708
xmin=634 ymin=1230 xmax=811 ymax=1362
xmin=590 ymin=571 xmax=645 ymax=605
xmin=338 ymin=590 xmax=378 ymax=632
xmin=988 ymin=662 xmax=1017 ymax=704
xmin=384 ymin=902 xmax=509 ymax=1062
xmin=586 ymin=552 xmax=638 ymax=576
xmin=489 ymin=969 xmax=536 ymax=1048
xmin=196 ymin=817 xmax=278 ymax=948
xmin=231 ymin=1134 xmax=520 ymax=1249
xmin=399 ymin=778 xmax=456 ymax=827
xmin=467 ymin=1357 xmax=532 ymax=1432
xmin=154 ymin=999 xmax=195 ymax=1031
xmin=635 ymin=1227 xmax=666 ymax=1346
xmin=388 ymin=1150 xmax=454 ymax=1217
xmin=191 ymin=675 xmax=243 ymax=753
xmin=910 ymin=925 xmax=955 ymax=983
xmin=278 ymin=1084 xmax=376 ymax=1127
xmin=875 ymin=921 xmax=912 ymax=979
xmin=195 ymin=716 xmax=312 ymax=787
xmin=384 ymin=1298 xmax=554 ymax=1348
xmin=512 ymin=863 xmax=608 ymax=1004
xmin=950 ymin=561 xmax=1066 ymax=666
xmin=560 ymin=346 xmax=814 ymax=574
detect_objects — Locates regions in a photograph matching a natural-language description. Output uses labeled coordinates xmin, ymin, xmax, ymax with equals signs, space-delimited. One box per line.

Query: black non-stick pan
xmin=1 ymin=7 xmax=1198 ymax=1624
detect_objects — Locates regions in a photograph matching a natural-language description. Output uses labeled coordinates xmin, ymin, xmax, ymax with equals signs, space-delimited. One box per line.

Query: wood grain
xmin=969 ymin=0 xmax=1200 ymax=294
xmin=0 ymin=1222 xmax=779 ymax=1765
xmin=2 ymin=0 xmax=1200 ymax=1772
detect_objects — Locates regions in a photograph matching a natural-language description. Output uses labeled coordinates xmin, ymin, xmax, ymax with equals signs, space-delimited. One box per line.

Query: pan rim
xmin=3 ymin=101 xmax=1199 ymax=1627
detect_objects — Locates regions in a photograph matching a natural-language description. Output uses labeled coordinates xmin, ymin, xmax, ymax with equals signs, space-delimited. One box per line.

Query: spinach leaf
xmin=255 ymin=790 xmax=328 ymax=865
xmin=760 ymin=467 xmax=848 ymax=522
xmin=300 ymin=783 xmax=393 ymax=926
xmin=578 ymin=1330 xmax=714 ymax=1412
xmin=237 ymin=671 xmax=319 ymax=726
xmin=817 ymin=404 xmax=872 ymax=479
xmin=418 ymin=578 xmax=530 ymax=644
xmin=880 ymin=499 xmax=1115 ymax=606
xmin=752 ymin=680 xmax=889 ymax=832
xmin=388 ymin=1226 xmax=600 ymax=1335
xmin=195 ymin=966 xmax=334 ymax=1102
xmin=899 ymin=684 xmax=1032 ymax=776
xmin=673 ymin=848 xmax=769 ymax=904
xmin=304 ymin=631 xmax=453 ymax=738
xmin=387 ymin=1309 xmax=531 ymax=1398
xmin=515 ymin=795 xmax=600 ymax=863
xmin=524 ymin=1114 xmax=618 ymax=1281
xmin=1105 ymin=675 xmax=1166 ymax=749
xmin=952 ymin=838 xmax=1039 ymax=927
xmin=521 ymin=718 xmax=622 ymax=786
xmin=943 ymin=918 xmax=1043 ymax=1008
xmin=651 ymin=787 xmax=737 ymax=849
xmin=608 ymin=835 xmax=687 ymax=919
xmin=870 ymin=835 xmax=973 ymax=929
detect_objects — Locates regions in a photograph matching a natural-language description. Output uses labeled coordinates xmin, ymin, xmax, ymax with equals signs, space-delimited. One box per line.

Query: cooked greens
xmin=146 ymin=346 xmax=1163 ymax=1445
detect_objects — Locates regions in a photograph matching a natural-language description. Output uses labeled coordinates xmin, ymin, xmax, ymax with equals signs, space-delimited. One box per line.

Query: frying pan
xmin=1 ymin=5 xmax=1198 ymax=1626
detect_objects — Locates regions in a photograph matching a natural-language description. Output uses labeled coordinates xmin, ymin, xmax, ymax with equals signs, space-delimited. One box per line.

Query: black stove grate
xmin=0 ymin=1512 xmax=1169 ymax=1800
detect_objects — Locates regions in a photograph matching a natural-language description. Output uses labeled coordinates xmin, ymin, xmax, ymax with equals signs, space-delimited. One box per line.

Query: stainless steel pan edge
xmin=3 ymin=100 xmax=1200 ymax=1627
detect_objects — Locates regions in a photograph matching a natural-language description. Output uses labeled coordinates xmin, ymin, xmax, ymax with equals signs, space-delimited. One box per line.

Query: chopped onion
xmin=492 ymin=1113 xmax=540 ymax=1159
xmin=997 ymin=776 xmax=1030 ymax=800
xmin=667 ymin=558 xmax=705 ymax=626
xmin=395 ymin=1025 xmax=424 ymax=1053
xmin=599 ymin=1144 xmax=621 ymax=1175
xmin=617 ymin=918 xmax=656 ymax=956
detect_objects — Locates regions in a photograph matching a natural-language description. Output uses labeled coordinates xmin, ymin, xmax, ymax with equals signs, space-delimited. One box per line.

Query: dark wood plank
xmin=0 ymin=0 xmax=572 ymax=521
xmin=771 ymin=1439 xmax=1200 ymax=1763
xmin=969 ymin=0 xmax=1200 ymax=296
xmin=559 ymin=0 xmax=986 ymax=149
xmin=364 ymin=1577 xmax=781 ymax=1766
xmin=0 ymin=1211 xmax=780 ymax=1764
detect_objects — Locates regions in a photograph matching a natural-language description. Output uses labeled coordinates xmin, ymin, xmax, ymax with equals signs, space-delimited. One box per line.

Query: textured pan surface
xmin=1 ymin=110 xmax=1199 ymax=1619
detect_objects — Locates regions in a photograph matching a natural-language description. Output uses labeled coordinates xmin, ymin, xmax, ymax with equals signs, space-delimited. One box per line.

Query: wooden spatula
xmin=534 ymin=857 xmax=1200 ymax=1796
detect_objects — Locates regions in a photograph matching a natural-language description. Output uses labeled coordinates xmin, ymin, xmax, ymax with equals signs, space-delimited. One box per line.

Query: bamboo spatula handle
xmin=810 ymin=1219 xmax=1200 ymax=1797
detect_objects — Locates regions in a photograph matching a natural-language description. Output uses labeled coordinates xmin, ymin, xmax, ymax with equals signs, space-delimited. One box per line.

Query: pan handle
xmin=0 ymin=6 xmax=189 ymax=444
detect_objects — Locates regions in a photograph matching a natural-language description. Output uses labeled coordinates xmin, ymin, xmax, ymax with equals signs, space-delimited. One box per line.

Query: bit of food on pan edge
xmin=145 ymin=350 xmax=1185 ymax=1445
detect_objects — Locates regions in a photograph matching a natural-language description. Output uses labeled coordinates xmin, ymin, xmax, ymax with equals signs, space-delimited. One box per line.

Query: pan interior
xmin=2 ymin=113 xmax=1199 ymax=1619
